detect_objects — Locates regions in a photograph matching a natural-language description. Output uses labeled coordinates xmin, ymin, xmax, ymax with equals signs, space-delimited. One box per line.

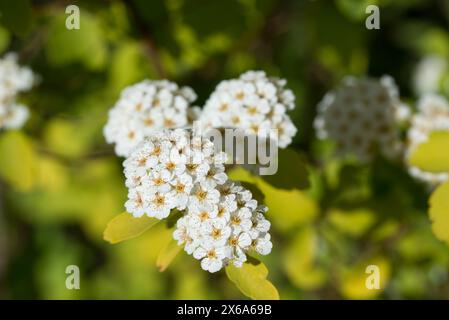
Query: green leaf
xmin=409 ymin=131 xmax=449 ymax=173
xmin=108 ymin=41 xmax=152 ymax=93
xmin=327 ymin=208 xmax=376 ymax=237
xmin=339 ymin=256 xmax=391 ymax=299
xmin=156 ymin=238 xmax=181 ymax=272
xmin=429 ymin=181 xmax=449 ymax=245
xmin=43 ymin=119 xmax=92 ymax=159
xmin=103 ymin=212 xmax=159 ymax=244
xmin=0 ymin=0 xmax=32 ymax=36
xmin=336 ymin=0 xmax=378 ymax=21
xmin=283 ymin=227 xmax=326 ymax=290
xmin=46 ymin=11 xmax=107 ymax=70
xmin=0 ymin=130 xmax=37 ymax=191
xmin=225 ymin=256 xmax=279 ymax=300
xmin=261 ymin=182 xmax=318 ymax=231
xmin=228 ymin=167 xmax=318 ymax=231
xmin=0 ymin=25 xmax=10 ymax=53
xmin=260 ymin=148 xmax=310 ymax=190
xmin=181 ymin=0 xmax=245 ymax=38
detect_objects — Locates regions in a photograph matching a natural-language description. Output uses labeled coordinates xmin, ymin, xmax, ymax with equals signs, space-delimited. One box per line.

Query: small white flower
xmin=143 ymin=170 xmax=172 ymax=194
xmin=188 ymin=203 xmax=219 ymax=225
xmin=190 ymin=184 xmax=220 ymax=208
xmin=236 ymin=189 xmax=258 ymax=211
xmin=216 ymin=197 xmax=237 ymax=223
xmin=253 ymin=233 xmax=272 ymax=255
xmin=201 ymin=218 xmax=232 ymax=246
xmin=228 ymin=232 xmax=252 ymax=267
xmin=193 ymin=244 xmax=229 ymax=273
xmin=168 ymin=174 xmax=193 ymax=210
xmin=147 ymin=191 xmax=174 ymax=219
xmin=217 ymin=180 xmax=240 ymax=202
xmin=0 ymin=103 xmax=29 ymax=129
xmin=201 ymin=164 xmax=228 ymax=189
xmin=185 ymin=162 xmax=210 ymax=182
xmin=173 ymin=215 xmax=199 ymax=254
xmin=249 ymin=207 xmax=271 ymax=239
xmin=125 ymin=188 xmax=147 ymax=218
xmin=230 ymin=207 xmax=253 ymax=235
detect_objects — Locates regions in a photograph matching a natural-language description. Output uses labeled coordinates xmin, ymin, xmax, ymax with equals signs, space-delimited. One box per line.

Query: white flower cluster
xmin=0 ymin=53 xmax=35 ymax=130
xmin=173 ymin=181 xmax=272 ymax=273
xmin=104 ymin=80 xmax=198 ymax=157
xmin=406 ymin=94 xmax=449 ymax=184
xmin=123 ymin=129 xmax=272 ymax=273
xmin=314 ymin=76 xmax=408 ymax=162
xmin=199 ymin=70 xmax=297 ymax=148
xmin=123 ymin=129 xmax=226 ymax=219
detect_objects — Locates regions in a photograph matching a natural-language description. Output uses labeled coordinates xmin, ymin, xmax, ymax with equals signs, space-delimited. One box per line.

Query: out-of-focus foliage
xmin=429 ymin=182 xmax=449 ymax=246
xmin=0 ymin=131 xmax=37 ymax=192
xmin=411 ymin=132 xmax=449 ymax=247
xmin=410 ymin=131 xmax=449 ymax=172
xmin=225 ymin=257 xmax=279 ymax=300
xmin=1 ymin=0 xmax=449 ymax=300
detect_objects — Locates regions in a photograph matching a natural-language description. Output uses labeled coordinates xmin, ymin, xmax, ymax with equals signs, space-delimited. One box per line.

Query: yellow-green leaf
xmin=156 ymin=239 xmax=182 ymax=272
xmin=225 ymin=257 xmax=279 ymax=300
xmin=43 ymin=119 xmax=92 ymax=159
xmin=327 ymin=208 xmax=376 ymax=237
xmin=339 ymin=256 xmax=391 ymax=299
xmin=228 ymin=167 xmax=318 ymax=231
xmin=429 ymin=180 xmax=449 ymax=245
xmin=409 ymin=131 xmax=449 ymax=173
xmin=283 ymin=227 xmax=326 ymax=290
xmin=103 ymin=212 xmax=159 ymax=244
xmin=0 ymin=130 xmax=37 ymax=191
xmin=259 ymin=179 xmax=318 ymax=231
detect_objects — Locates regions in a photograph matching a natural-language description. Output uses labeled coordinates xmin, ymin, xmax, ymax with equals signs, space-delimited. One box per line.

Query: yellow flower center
xmin=175 ymin=183 xmax=185 ymax=193
xmin=154 ymin=194 xmax=165 ymax=206
xmin=199 ymin=211 xmax=209 ymax=221
xmin=196 ymin=190 xmax=208 ymax=201
xmin=166 ymin=162 xmax=176 ymax=170
xmin=211 ymin=228 xmax=221 ymax=239
xmin=231 ymin=215 xmax=241 ymax=225
xmin=229 ymin=236 xmax=238 ymax=246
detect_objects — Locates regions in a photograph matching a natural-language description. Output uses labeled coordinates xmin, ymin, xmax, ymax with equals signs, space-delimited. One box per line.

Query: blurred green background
xmin=1 ymin=0 xmax=449 ymax=299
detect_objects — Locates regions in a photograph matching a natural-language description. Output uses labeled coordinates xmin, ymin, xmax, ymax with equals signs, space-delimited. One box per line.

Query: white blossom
xmin=173 ymin=180 xmax=272 ymax=273
xmin=104 ymin=80 xmax=198 ymax=157
xmin=198 ymin=70 xmax=298 ymax=148
xmin=314 ymin=76 xmax=408 ymax=162
xmin=123 ymin=129 xmax=228 ymax=220
xmin=0 ymin=53 xmax=36 ymax=130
